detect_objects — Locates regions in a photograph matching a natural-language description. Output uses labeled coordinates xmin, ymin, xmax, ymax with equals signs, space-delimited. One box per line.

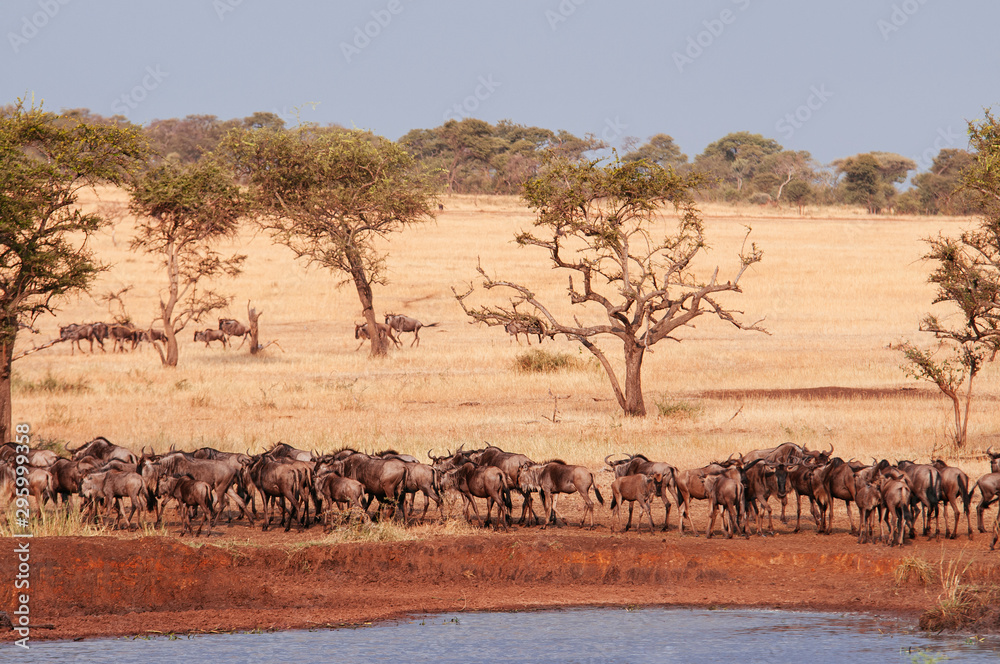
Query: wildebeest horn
xmin=64 ymin=441 xmax=80 ymax=453
xmin=826 ymin=442 xmax=834 ymax=455
xmin=988 ymin=446 xmax=998 ymax=458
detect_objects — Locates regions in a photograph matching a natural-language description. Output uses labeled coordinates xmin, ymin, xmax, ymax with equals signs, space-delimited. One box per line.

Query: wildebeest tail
xmin=145 ymin=483 xmax=158 ymax=512
xmin=609 ymin=494 xmax=618 ymax=511
xmin=958 ymin=473 xmax=971 ymax=513
xmin=592 ymin=476 xmax=604 ymax=506
xmin=205 ymin=487 xmax=215 ymax=515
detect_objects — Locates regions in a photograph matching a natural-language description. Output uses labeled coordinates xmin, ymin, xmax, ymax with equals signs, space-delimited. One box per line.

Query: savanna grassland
xmin=13 ymin=187 xmax=998 ymax=477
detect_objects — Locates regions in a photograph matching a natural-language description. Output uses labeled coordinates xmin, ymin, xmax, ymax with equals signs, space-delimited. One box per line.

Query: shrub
xmin=514 ymin=349 xmax=580 ymax=373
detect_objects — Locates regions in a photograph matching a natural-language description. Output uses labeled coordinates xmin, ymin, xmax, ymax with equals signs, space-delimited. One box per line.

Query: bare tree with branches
xmin=455 ymin=157 xmax=764 ymax=417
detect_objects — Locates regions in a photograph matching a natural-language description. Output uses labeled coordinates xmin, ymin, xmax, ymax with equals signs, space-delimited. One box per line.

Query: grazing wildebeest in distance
xmin=384 ymin=314 xmax=439 ymax=347
xmin=609 ymin=473 xmax=659 ymax=533
xmin=108 ymin=323 xmax=141 ymax=352
xmin=194 ymin=329 xmax=228 ymax=348
xmin=354 ymin=321 xmax=400 ymax=350
xmin=504 ymin=319 xmax=545 ymax=345
xmin=219 ymin=318 xmax=251 ymax=347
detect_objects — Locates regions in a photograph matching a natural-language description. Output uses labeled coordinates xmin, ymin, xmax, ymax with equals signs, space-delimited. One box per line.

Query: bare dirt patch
xmin=2 ymin=523 xmax=998 ymax=642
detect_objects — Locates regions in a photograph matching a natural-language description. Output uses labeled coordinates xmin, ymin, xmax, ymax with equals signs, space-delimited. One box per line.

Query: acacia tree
xmin=0 ymin=101 xmax=147 ymax=441
xmin=456 ymin=157 xmax=764 ymax=417
xmin=224 ymin=126 xmax=436 ymax=357
xmin=899 ymin=110 xmax=1000 ymax=448
xmin=129 ymin=160 xmax=246 ymax=367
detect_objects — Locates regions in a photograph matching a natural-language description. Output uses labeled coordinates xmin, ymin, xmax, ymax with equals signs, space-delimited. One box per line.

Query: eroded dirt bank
xmin=2 ymin=531 xmax=998 ymax=642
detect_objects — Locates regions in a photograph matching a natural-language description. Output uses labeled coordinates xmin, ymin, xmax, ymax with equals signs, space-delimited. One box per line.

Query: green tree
xmin=623 ymin=134 xmax=688 ymax=169
xmin=0 ymin=101 xmax=147 ymax=441
xmin=128 ymin=160 xmax=247 ymax=367
xmin=834 ymin=152 xmax=916 ymax=213
xmin=456 ymin=157 xmax=763 ymax=416
xmin=696 ymin=131 xmax=783 ymax=192
xmin=225 ymin=126 xmax=436 ymax=357
xmin=912 ymin=149 xmax=977 ymax=215
xmin=899 ymin=111 xmax=1000 ymax=448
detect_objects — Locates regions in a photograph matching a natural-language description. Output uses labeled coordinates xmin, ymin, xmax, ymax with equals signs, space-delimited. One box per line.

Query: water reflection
xmin=14 ymin=608 xmax=1000 ymax=664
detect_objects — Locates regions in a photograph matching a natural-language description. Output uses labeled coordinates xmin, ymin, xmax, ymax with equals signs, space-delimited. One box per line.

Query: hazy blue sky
xmin=3 ymin=0 xmax=996 ymax=170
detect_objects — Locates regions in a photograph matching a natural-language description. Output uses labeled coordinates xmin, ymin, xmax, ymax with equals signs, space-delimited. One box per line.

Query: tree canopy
xmin=0 ymin=100 xmax=147 ymax=440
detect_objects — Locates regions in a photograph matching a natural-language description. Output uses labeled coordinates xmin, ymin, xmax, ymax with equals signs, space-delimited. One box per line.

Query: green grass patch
xmin=654 ymin=397 xmax=702 ymax=419
xmin=513 ymin=349 xmax=581 ymax=373
xmin=12 ymin=371 xmax=89 ymax=395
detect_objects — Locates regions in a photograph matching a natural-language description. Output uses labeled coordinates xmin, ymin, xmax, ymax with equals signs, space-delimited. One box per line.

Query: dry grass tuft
xmin=894 ymin=556 xmax=933 ymax=587
xmin=918 ymin=549 xmax=1000 ymax=632
xmin=513 ymin=349 xmax=582 ymax=373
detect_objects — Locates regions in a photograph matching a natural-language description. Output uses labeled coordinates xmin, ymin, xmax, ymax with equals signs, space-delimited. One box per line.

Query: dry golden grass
xmin=12 ymin=188 xmax=1000 ymax=480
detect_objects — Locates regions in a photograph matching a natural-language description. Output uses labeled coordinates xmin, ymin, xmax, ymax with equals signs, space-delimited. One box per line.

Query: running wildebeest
xmin=194 ymin=328 xmax=228 ymax=348
xmin=354 ymin=321 xmax=400 ymax=350
xmin=384 ymin=314 xmax=440 ymax=347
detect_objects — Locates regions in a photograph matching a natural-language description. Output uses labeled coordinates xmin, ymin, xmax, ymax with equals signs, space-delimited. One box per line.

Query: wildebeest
xmin=80 ymin=469 xmax=154 ymax=529
xmin=896 ymin=460 xmax=943 ymax=539
xmin=516 ymin=460 xmax=604 ymax=529
xmin=338 ymin=452 xmax=408 ymax=519
xmin=504 ymin=318 xmax=545 ymax=345
xmin=65 ymin=437 xmax=137 ymax=465
xmin=354 ymin=321 xmax=400 ymax=350
xmin=142 ymin=328 xmax=168 ymax=345
xmin=219 ymin=318 xmax=251 ymax=347
xmin=674 ymin=458 xmax=740 ymax=535
xmin=194 ymin=328 xmax=228 ymax=348
xmin=0 ymin=443 xmax=59 ymax=468
xmin=313 ymin=469 xmax=370 ymax=527
xmin=59 ymin=323 xmax=95 ymax=355
xmin=975 ymin=472 xmax=1000 ymax=534
xmin=742 ymin=460 xmax=794 ymax=536
xmin=398 ymin=461 xmax=444 ymax=523
xmin=816 ymin=458 xmax=858 ymax=535
xmin=157 ymin=474 xmax=215 ymax=537
xmin=384 ymin=314 xmax=440 ymax=347
xmin=605 ymin=453 xmax=679 ymax=532
xmin=142 ymin=451 xmax=254 ymax=527
xmin=704 ymin=470 xmax=747 ymax=539
xmin=466 ymin=445 xmax=539 ymax=525
xmin=442 ymin=462 xmax=511 ymax=529
xmin=247 ymin=455 xmax=307 ymax=531
xmin=108 ymin=323 xmax=141 ymax=352
xmin=854 ymin=479 xmax=884 ymax=544
xmin=877 ymin=471 xmax=913 ymax=546
xmin=988 ymin=447 xmax=1000 ymax=474
xmin=609 ymin=473 xmax=659 ymax=533
xmin=931 ymin=459 xmax=972 ymax=540
xmin=47 ymin=457 xmax=100 ymax=508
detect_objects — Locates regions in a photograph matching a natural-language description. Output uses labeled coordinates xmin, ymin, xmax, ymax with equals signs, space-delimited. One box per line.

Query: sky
xmin=3 ymin=0 xmax=998 ymax=171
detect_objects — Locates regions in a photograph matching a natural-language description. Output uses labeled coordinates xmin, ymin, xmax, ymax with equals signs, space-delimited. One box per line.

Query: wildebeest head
xmin=988 ymin=446 xmax=1000 ymax=473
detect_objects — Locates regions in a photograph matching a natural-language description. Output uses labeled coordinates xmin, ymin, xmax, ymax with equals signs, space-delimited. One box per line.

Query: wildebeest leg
xmin=706 ymin=502 xmax=719 ymax=539
xmin=793 ymin=494 xmax=802 ymax=533
xmin=642 ymin=499 xmax=655 ymax=534
xmin=779 ymin=494 xmax=788 ymax=524
xmin=625 ymin=501 xmax=635 ymax=532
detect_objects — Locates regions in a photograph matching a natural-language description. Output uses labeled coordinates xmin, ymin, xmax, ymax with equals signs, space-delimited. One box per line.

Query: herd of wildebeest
xmin=2 ymin=435 xmax=1000 ymax=550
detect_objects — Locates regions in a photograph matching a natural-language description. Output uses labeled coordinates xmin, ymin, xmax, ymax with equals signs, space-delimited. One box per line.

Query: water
xmin=11 ymin=608 xmax=1000 ymax=664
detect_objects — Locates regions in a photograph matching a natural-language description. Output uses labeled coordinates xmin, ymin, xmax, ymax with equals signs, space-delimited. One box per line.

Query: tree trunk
xmin=958 ymin=370 xmax=976 ymax=448
xmin=623 ymin=342 xmax=646 ymax=417
xmin=0 ymin=331 xmax=13 ymax=445
xmin=163 ymin=324 xmax=179 ymax=367
xmin=248 ymin=303 xmax=261 ymax=355
xmin=346 ymin=246 xmax=387 ymax=357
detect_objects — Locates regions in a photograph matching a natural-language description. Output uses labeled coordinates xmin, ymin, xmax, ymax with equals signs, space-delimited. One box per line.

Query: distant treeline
xmin=49 ymin=108 xmax=978 ymax=215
